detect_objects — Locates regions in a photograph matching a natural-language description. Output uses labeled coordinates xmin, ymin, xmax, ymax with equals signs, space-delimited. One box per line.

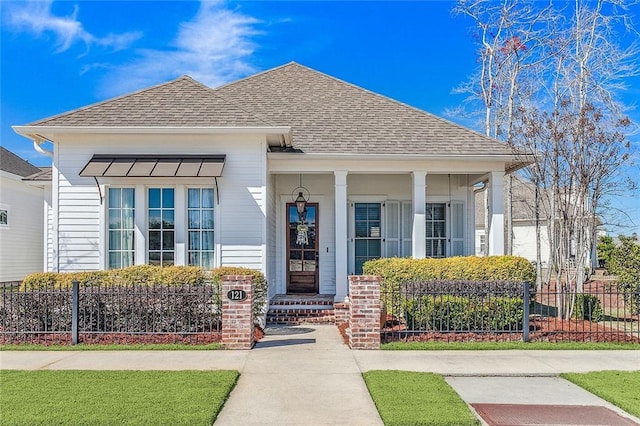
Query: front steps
xmin=266 ymin=294 xmax=336 ymax=325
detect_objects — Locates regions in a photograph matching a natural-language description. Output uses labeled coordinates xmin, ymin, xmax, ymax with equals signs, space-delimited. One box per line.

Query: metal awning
xmin=79 ymin=154 xmax=226 ymax=177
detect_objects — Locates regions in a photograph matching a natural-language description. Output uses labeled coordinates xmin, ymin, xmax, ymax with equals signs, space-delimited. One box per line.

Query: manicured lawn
xmin=561 ymin=370 xmax=640 ymax=418
xmin=363 ymin=370 xmax=479 ymax=425
xmin=382 ymin=341 xmax=640 ymax=350
xmin=1 ymin=370 xmax=238 ymax=425
xmin=0 ymin=343 xmax=222 ymax=351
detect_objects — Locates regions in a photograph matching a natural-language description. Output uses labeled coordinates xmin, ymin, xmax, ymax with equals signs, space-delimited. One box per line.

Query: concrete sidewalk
xmin=1 ymin=325 xmax=639 ymax=425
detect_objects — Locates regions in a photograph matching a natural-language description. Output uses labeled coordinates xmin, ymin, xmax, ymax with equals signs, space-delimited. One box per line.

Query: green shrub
xmin=21 ymin=265 xmax=268 ymax=323
xmin=609 ymin=236 xmax=640 ymax=314
xmin=403 ymin=294 xmax=524 ymax=332
xmin=363 ymin=256 xmax=535 ymax=288
xmin=573 ymin=294 xmax=604 ymax=323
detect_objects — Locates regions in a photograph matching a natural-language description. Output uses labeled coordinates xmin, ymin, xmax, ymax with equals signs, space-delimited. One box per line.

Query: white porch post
xmin=334 ymin=170 xmax=348 ymax=302
xmin=174 ymin=184 xmax=186 ymax=266
xmin=412 ymin=171 xmax=427 ymax=258
xmin=488 ymin=170 xmax=505 ymax=255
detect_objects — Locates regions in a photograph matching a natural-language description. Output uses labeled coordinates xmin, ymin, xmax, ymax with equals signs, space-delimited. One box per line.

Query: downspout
xmin=33 ymin=137 xmax=54 ymax=158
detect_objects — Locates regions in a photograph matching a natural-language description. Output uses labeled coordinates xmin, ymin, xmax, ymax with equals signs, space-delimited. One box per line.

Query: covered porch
xmin=266 ymin=155 xmax=508 ymax=302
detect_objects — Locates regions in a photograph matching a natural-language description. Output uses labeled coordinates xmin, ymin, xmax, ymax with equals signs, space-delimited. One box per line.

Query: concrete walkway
xmin=2 ymin=325 xmax=639 ymax=425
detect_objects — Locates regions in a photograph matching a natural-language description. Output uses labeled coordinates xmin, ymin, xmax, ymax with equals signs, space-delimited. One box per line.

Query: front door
xmin=286 ymin=203 xmax=319 ymax=294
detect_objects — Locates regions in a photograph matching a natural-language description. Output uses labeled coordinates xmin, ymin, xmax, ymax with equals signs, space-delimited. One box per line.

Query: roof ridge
xmin=211 ymin=61 xmax=299 ymax=92
xmin=27 ymin=76 xmax=195 ymax=126
xmin=187 ymin=76 xmax=277 ymax=127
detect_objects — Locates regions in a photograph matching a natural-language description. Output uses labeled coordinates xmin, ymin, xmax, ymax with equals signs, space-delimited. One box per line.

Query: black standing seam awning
xmin=79 ymin=154 xmax=226 ymax=177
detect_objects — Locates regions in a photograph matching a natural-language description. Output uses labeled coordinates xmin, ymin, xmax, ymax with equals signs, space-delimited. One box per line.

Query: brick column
xmin=222 ymin=275 xmax=254 ymax=350
xmin=348 ymin=275 xmax=381 ymax=350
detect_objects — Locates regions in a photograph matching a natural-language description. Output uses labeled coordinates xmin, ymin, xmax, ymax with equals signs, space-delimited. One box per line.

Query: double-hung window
xmin=426 ymin=203 xmax=446 ymax=258
xmin=187 ymin=188 xmax=215 ymax=269
xmin=354 ymin=203 xmax=382 ymax=274
xmin=148 ymin=188 xmax=175 ymax=266
xmin=108 ymin=188 xmax=135 ymax=269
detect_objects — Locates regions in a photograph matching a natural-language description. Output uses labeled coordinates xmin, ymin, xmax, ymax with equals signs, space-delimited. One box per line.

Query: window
xmin=108 ymin=188 xmax=135 ymax=269
xmin=0 ymin=209 xmax=7 ymax=226
xmin=148 ymin=188 xmax=174 ymax=266
xmin=426 ymin=203 xmax=446 ymax=258
xmin=187 ymin=188 xmax=215 ymax=269
xmin=354 ymin=203 xmax=382 ymax=274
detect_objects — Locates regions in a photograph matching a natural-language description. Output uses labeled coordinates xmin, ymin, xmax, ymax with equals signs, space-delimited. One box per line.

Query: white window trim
xmin=186 ymin=186 xmax=218 ymax=269
xmin=103 ymin=183 xmax=219 ymax=270
xmin=423 ymin=196 xmax=466 ymax=258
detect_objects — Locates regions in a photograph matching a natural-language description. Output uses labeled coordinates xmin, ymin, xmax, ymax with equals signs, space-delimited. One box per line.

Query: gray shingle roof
xmin=23 ymin=166 xmax=52 ymax=182
xmin=0 ymin=147 xmax=41 ymax=177
xmin=28 ymin=76 xmax=271 ymax=127
xmin=23 ymin=62 xmax=521 ymax=157
xmin=212 ymin=62 xmax=517 ymax=156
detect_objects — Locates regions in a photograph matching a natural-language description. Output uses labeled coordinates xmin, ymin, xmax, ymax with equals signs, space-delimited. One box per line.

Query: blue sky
xmin=1 ymin=0 xmax=639 ymax=234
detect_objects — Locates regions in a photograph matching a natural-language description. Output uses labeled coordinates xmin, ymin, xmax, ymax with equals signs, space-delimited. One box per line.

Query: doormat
xmin=470 ymin=404 xmax=639 ymax=426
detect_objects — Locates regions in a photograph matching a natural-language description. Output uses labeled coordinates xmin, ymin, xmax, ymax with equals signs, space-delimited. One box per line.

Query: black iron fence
xmin=0 ymin=281 xmax=222 ymax=345
xmin=381 ymin=280 xmax=640 ymax=344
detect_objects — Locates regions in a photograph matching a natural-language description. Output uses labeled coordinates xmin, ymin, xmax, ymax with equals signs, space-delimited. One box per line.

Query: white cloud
xmin=99 ymin=1 xmax=261 ymax=96
xmin=3 ymin=0 xmax=141 ymax=52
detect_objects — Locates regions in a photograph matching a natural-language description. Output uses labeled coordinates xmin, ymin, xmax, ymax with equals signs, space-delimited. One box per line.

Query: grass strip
xmin=363 ymin=370 xmax=479 ymax=425
xmin=382 ymin=341 xmax=640 ymax=350
xmin=0 ymin=370 xmax=238 ymax=425
xmin=561 ymin=370 xmax=640 ymax=418
xmin=0 ymin=343 xmax=222 ymax=351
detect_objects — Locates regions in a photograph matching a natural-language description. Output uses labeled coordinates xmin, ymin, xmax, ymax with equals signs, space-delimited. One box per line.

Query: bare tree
xmin=454 ymin=0 xmax=638 ymax=317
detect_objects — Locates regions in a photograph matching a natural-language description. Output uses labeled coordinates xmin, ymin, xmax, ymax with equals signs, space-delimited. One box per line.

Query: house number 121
xmin=227 ymin=289 xmax=247 ymax=302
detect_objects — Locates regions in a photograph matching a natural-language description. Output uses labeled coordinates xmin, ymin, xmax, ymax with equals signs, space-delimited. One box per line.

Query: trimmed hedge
xmin=363 ymin=256 xmax=536 ymax=285
xmin=20 ymin=265 xmax=268 ymax=324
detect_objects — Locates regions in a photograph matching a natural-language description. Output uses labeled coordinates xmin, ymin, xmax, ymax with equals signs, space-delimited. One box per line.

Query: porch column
xmin=488 ymin=170 xmax=505 ymax=255
xmin=335 ymin=170 xmax=348 ymax=302
xmin=412 ymin=171 xmax=427 ymax=258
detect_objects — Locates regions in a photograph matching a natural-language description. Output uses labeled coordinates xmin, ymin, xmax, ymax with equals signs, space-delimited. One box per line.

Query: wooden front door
xmin=286 ymin=203 xmax=319 ymax=294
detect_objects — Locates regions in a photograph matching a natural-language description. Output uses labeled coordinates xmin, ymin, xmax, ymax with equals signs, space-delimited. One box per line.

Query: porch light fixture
xmin=295 ymin=191 xmax=307 ymax=215
xmin=291 ymin=175 xmax=310 ymax=218
xmin=292 ymin=187 xmax=310 ymax=217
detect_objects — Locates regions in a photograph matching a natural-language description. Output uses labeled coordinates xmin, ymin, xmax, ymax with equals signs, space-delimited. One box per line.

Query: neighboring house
xmin=0 ymin=147 xmax=46 ymax=284
xmin=13 ymin=62 xmax=529 ymax=301
xmin=475 ymin=175 xmax=599 ymax=269
xmin=475 ymin=175 xmax=550 ymax=263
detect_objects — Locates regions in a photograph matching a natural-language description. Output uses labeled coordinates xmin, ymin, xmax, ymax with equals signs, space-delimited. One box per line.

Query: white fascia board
xmin=268 ymin=153 xmax=535 ymax=174
xmin=13 ymin=125 xmax=292 ymax=140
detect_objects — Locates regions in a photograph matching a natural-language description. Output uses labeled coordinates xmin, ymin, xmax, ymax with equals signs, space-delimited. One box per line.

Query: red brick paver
xmin=471 ymin=404 xmax=639 ymax=426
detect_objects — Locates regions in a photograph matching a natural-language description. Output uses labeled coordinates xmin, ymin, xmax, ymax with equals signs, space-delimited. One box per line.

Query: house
xmin=475 ymin=175 xmax=551 ymax=262
xmin=475 ymin=175 xmax=599 ymax=270
xmin=13 ymin=62 xmax=530 ymax=301
xmin=0 ymin=147 xmax=47 ymax=284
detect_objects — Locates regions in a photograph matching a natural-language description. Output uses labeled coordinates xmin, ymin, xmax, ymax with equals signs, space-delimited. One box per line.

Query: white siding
xmin=0 ymin=172 xmax=44 ymax=282
xmin=512 ymin=223 xmax=550 ymax=264
xmin=50 ymin=133 xmax=266 ymax=272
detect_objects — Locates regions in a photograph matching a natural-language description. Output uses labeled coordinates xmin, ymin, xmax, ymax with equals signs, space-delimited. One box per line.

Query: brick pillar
xmin=348 ymin=275 xmax=381 ymax=350
xmin=222 ymin=275 xmax=254 ymax=350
